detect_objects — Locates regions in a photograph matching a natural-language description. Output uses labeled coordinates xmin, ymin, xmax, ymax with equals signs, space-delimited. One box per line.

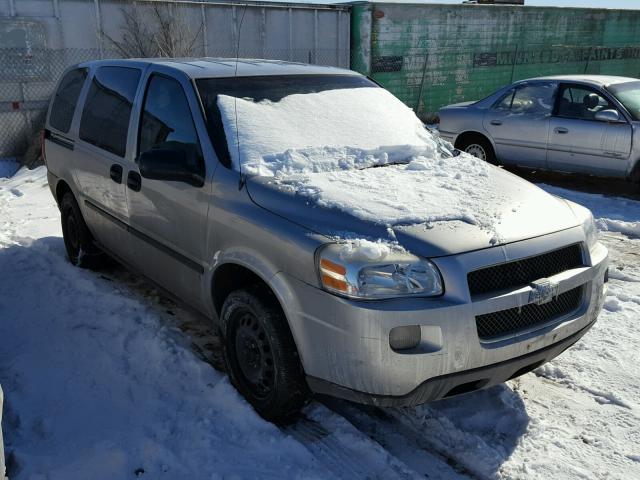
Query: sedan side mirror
xmin=595 ymin=109 xmax=624 ymax=123
xmin=138 ymin=148 xmax=204 ymax=187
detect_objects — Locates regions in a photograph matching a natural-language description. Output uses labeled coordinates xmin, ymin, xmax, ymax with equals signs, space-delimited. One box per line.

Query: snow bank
xmin=543 ymin=184 xmax=640 ymax=238
xmin=0 ymin=168 xmax=325 ymax=479
xmin=3 ymin=167 xmax=640 ymax=479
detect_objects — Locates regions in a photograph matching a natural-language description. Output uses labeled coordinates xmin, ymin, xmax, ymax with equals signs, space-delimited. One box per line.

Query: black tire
xmin=60 ymin=192 xmax=109 ymax=269
xmin=221 ymin=286 xmax=310 ymax=422
xmin=457 ymin=135 xmax=497 ymax=165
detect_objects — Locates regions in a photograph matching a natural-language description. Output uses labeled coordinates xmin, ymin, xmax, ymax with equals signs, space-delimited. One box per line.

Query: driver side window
xmin=138 ymin=75 xmax=204 ymax=177
xmin=556 ymin=85 xmax=616 ymax=121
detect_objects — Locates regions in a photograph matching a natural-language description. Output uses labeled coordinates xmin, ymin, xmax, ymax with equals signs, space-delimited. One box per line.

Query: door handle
xmin=490 ymin=120 xmax=503 ymax=126
xmin=554 ymin=127 xmax=569 ymax=134
xmin=127 ymin=171 xmax=142 ymax=192
xmin=109 ymin=164 xmax=123 ymax=184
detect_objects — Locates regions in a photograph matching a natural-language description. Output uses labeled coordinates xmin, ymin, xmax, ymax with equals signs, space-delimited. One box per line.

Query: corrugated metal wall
xmin=352 ymin=2 xmax=640 ymax=121
xmin=0 ymin=0 xmax=350 ymax=159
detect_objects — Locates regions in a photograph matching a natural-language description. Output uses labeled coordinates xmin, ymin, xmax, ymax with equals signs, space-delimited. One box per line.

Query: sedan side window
xmin=556 ymin=86 xmax=616 ymax=121
xmin=138 ymin=75 xmax=204 ymax=178
xmin=494 ymin=83 xmax=556 ymax=115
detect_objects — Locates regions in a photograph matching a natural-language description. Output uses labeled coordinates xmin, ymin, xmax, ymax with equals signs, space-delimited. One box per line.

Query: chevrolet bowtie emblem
xmin=529 ymin=279 xmax=559 ymax=305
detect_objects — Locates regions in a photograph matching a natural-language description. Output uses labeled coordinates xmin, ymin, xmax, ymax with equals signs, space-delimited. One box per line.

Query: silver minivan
xmin=44 ymin=59 xmax=609 ymax=421
xmin=439 ymin=75 xmax=640 ymax=185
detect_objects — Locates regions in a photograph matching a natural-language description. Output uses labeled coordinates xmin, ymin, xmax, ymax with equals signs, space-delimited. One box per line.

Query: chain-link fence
xmin=4 ymin=42 xmax=640 ymax=164
xmin=0 ymin=46 xmax=349 ymax=164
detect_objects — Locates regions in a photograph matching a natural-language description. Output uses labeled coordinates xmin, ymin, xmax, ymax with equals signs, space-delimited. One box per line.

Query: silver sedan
xmin=439 ymin=75 xmax=640 ymax=185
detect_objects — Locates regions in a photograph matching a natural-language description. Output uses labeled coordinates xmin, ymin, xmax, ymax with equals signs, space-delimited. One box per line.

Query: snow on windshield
xmin=218 ymin=86 xmax=509 ymax=240
xmin=217 ymin=87 xmax=438 ymax=176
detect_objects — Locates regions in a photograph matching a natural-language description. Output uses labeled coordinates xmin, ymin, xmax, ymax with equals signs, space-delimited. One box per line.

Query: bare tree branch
xmin=102 ymin=2 xmax=204 ymax=59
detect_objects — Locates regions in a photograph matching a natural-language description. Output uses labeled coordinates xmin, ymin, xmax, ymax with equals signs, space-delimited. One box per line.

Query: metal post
xmin=19 ymin=82 xmax=33 ymax=147
xmin=416 ymin=50 xmax=430 ymax=115
xmin=52 ymin=0 xmax=61 ymax=19
xmin=313 ymin=9 xmax=318 ymax=64
xmin=584 ymin=46 xmax=594 ymax=74
xmin=288 ymin=8 xmax=293 ymax=61
xmin=94 ymin=0 xmax=104 ymax=58
xmin=345 ymin=10 xmax=350 ymax=69
xmin=232 ymin=6 xmax=237 ymax=56
xmin=336 ymin=11 xmax=340 ymax=67
xmin=261 ymin=7 xmax=266 ymax=59
xmin=510 ymin=43 xmax=519 ymax=83
xmin=201 ymin=4 xmax=208 ymax=56
xmin=8 ymin=0 xmax=16 ymax=16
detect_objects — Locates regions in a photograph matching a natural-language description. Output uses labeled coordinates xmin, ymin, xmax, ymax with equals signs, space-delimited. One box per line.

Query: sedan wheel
xmin=465 ymin=143 xmax=487 ymax=161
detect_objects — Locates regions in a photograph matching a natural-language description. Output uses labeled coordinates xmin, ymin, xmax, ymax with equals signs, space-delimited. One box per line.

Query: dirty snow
xmin=1 ymin=166 xmax=640 ymax=479
xmin=219 ymin=88 xmax=510 ymax=240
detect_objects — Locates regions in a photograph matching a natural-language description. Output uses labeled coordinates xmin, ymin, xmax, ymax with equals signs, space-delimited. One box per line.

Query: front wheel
xmin=458 ymin=135 xmax=497 ymax=165
xmin=221 ymin=286 xmax=310 ymax=422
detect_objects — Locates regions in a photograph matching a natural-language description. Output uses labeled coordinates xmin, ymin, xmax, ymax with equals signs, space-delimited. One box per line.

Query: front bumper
xmin=281 ymin=226 xmax=608 ymax=405
xmin=307 ymin=317 xmax=595 ymax=407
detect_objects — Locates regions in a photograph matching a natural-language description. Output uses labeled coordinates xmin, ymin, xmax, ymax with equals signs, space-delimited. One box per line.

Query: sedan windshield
xmin=196 ymin=75 xmax=436 ymax=176
xmin=608 ymin=81 xmax=640 ymax=120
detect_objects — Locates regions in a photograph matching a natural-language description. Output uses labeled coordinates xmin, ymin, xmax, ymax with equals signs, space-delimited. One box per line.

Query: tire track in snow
xmin=322 ymin=399 xmax=474 ymax=480
xmin=378 ymin=407 xmax=501 ymax=480
xmin=282 ymin=403 xmax=420 ymax=480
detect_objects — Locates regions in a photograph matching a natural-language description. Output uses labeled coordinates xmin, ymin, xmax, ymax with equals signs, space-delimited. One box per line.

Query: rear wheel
xmin=60 ymin=192 xmax=108 ymax=269
xmin=457 ymin=135 xmax=497 ymax=164
xmin=221 ymin=286 xmax=310 ymax=422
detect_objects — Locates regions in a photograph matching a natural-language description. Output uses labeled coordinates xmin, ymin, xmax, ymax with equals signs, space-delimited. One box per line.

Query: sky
xmin=323 ymin=0 xmax=640 ymax=8
xmin=429 ymin=0 xmax=638 ymax=8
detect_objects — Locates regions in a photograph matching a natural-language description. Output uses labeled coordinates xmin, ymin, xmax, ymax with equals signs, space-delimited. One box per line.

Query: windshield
xmin=607 ymin=81 xmax=640 ymax=120
xmin=196 ymin=75 xmax=438 ymax=176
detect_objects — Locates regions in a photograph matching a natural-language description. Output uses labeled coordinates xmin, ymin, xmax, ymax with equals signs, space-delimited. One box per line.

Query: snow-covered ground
xmin=1 ymin=167 xmax=639 ymax=479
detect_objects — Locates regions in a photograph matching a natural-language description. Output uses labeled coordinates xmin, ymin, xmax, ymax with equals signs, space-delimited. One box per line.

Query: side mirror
xmin=138 ymin=148 xmax=204 ymax=187
xmin=595 ymin=109 xmax=624 ymax=123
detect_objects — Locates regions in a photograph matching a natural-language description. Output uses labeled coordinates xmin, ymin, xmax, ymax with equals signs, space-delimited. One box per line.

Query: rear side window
xmin=49 ymin=68 xmax=88 ymax=133
xmin=79 ymin=66 xmax=141 ymax=157
xmin=494 ymin=83 xmax=556 ymax=115
xmin=138 ymin=75 xmax=204 ymax=177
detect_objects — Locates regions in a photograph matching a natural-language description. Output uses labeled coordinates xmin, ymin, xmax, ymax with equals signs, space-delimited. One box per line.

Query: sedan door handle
xmin=109 ymin=164 xmax=123 ymax=184
xmin=127 ymin=171 xmax=142 ymax=192
xmin=490 ymin=120 xmax=503 ymax=126
xmin=554 ymin=127 xmax=569 ymax=134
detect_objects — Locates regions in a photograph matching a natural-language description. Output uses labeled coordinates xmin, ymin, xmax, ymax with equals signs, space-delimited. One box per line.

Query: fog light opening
xmin=444 ymin=379 xmax=489 ymax=398
xmin=389 ymin=325 xmax=421 ymax=351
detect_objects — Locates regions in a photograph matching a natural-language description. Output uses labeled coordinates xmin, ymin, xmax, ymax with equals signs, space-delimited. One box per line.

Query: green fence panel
xmin=351 ymin=3 xmax=640 ymax=121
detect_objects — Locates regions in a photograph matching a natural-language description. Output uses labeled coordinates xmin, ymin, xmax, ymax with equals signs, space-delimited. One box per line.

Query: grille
xmin=468 ymin=244 xmax=584 ymax=296
xmin=476 ymin=286 xmax=584 ymax=340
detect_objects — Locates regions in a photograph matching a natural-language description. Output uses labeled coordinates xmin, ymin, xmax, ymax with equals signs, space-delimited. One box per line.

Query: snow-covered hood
xmin=246 ymin=159 xmax=581 ymax=258
xmin=217 ymin=84 xmax=579 ymax=256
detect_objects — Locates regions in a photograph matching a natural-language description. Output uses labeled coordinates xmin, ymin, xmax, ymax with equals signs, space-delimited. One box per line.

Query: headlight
xmin=582 ymin=211 xmax=598 ymax=250
xmin=317 ymin=242 xmax=443 ymax=299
